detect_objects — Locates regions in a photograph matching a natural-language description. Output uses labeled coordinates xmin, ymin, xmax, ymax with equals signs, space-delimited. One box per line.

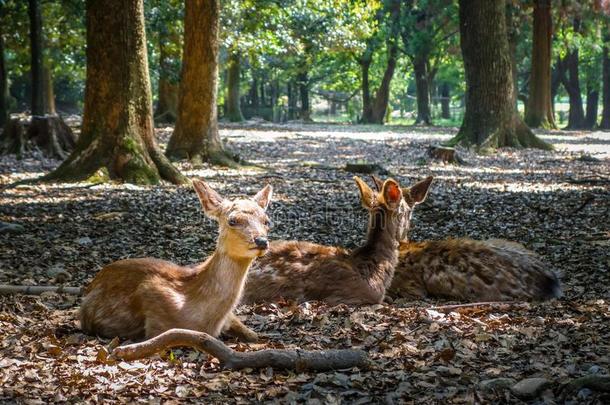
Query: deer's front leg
xmin=222 ymin=313 xmax=258 ymax=343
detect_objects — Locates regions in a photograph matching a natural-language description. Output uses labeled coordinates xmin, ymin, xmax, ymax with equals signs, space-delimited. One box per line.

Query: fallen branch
xmin=429 ymin=301 xmax=528 ymax=312
xmin=112 ymin=328 xmax=369 ymax=372
xmin=0 ymin=285 xmax=83 ymax=295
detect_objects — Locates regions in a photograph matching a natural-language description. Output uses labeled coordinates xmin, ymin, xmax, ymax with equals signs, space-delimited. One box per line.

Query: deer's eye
xmin=264 ymin=218 xmax=271 ymax=227
xmin=228 ymin=217 xmax=238 ymax=227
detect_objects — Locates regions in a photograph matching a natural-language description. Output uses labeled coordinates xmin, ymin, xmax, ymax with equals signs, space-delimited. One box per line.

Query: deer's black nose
xmin=254 ymin=237 xmax=269 ymax=249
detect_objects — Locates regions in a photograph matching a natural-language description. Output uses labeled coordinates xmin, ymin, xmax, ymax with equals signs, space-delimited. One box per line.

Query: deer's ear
xmin=370 ymin=175 xmax=384 ymax=192
xmin=381 ymin=178 xmax=403 ymax=210
xmin=354 ymin=176 xmax=376 ymax=209
xmin=253 ymin=184 xmax=273 ymax=210
xmin=193 ymin=180 xmax=225 ymax=219
xmin=404 ymin=176 xmax=433 ymax=207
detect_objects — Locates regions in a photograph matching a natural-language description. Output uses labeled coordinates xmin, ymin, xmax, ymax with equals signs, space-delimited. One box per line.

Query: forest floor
xmin=0 ymin=121 xmax=609 ymax=403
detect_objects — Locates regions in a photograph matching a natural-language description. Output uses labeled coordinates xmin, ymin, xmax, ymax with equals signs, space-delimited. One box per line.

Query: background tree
xmin=360 ymin=0 xmax=400 ymax=124
xmin=450 ymin=0 xmax=551 ymax=150
xmin=28 ymin=0 xmax=44 ymax=116
xmin=148 ymin=0 xmax=183 ymax=123
xmin=525 ymin=0 xmax=556 ymax=129
xmin=601 ymin=22 xmax=610 ymax=129
xmin=166 ymin=0 xmax=233 ymax=164
xmin=400 ymin=0 xmax=457 ymax=125
xmin=0 ymin=5 xmax=8 ymax=127
xmin=46 ymin=0 xmax=184 ymax=184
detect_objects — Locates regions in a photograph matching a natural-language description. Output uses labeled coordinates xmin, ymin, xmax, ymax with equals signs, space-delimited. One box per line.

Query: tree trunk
xmin=154 ymin=29 xmax=180 ymax=123
xmin=600 ymin=46 xmax=610 ymax=129
xmin=166 ymin=0 xmax=232 ymax=165
xmin=1 ymin=115 xmax=75 ymax=159
xmin=0 ymin=26 xmax=8 ymax=127
xmin=287 ymin=81 xmax=296 ymax=120
xmin=525 ymin=0 xmax=556 ymax=129
xmin=226 ymin=51 xmax=244 ymax=122
xmin=440 ymin=82 xmax=451 ymax=119
xmin=360 ymin=54 xmax=373 ymax=123
xmin=28 ymin=0 xmax=44 ymax=116
xmin=551 ymin=57 xmax=566 ymax=114
xmin=585 ymin=87 xmax=599 ymax=129
xmin=46 ymin=0 xmax=185 ymax=184
xmin=413 ymin=56 xmax=432 ymax=125
xmin=450 ymin=0 xmax=551 ymax=151
xmin=43 ymin=66 xmax=56 ymax=115
xmin=562 ymin=49 xmax=586 ymax=129
xmin=369 ymin=43 xmax=398 ymax=124
xmin=297 ymin=70 xmax=311 ymax=121
xmin=250 ymin=78 xmax=259 ymax=109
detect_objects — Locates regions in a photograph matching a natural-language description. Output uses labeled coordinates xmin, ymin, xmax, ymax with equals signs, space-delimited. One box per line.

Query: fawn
xmin=242 ymin=176 xmax=420 ymax=305
xmin=80 ymin=180 xmax=272 ymax=341
xmin=368 ymin=176 xmax=562 ymax=301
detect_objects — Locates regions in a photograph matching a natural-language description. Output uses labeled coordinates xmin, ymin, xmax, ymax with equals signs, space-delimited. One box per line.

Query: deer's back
xmin=390 ymin=239 xmax=561 ymax=301
xmin=243 ymin=240 xmax=383 ymax=305
xmin=80 ymin=258 xmax=195 ymax=339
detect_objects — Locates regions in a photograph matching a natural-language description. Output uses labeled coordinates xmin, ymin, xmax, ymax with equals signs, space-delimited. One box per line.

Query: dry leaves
xmin=1 ymin=122 xmax=609 ymax=402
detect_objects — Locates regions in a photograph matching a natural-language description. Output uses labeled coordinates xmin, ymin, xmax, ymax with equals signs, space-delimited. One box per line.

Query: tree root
xmin=112 ymin=328 xmax=369 ymax=372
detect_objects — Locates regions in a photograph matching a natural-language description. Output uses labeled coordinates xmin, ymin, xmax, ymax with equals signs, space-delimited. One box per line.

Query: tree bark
xmin=0 ymin=26 xmax=8 ymax=127
xmin=413 ymin=56 xmax=432 ymax=125
xmin=46 ymin=0 xmax=185 ymax=184
xmin=440 ymin=82 xmax=451 ymax=119
xmin=154 ymin=29 xmax=180 ymax=123
xmin=43 ymin=66 xmax=56 ymax=115
xmin=360 ymin=43 xmax=398 ymax=125
xmin=166 ymin=0 xmax=232 ymax=165
xmin=28 ymin=0 xmax=44 ymax=116
xmin=226 ymin=51 xmax=244 ymax=122
xmin=1 ymin=115 xmax=75 ymax=159
xmin=561 ymin=49 xmax=586 ymax=129
xmin=112 ymin=328 xmax=369 ymax=372
xmin=360 ymin=53 xmax=373 ymax=123
xmin=585 ymin=87 xmax=599 ymax=129
xmin=601 ymin=46 xmax=610 ymax=129
xmin=297 ymin=70 xmax=311 ymax=121
xmin=287 ymin=81 xmax=296 ymax=120
xmin=450 ymin=0 xmax=551 ymax=151
xmin=525 ymin=0 xmax=556 ymax=129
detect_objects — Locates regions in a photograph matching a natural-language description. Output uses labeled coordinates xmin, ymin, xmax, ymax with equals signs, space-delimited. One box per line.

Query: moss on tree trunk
xmin=450 ymin=0 xmax=551 ymax=152
xmin=166 ymin=0 xmax=235 ymax=166
xmin=45 ymin=0 xmax=185 ymax=185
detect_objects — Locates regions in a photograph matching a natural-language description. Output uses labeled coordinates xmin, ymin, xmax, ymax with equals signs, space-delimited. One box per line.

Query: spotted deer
xmin=242 ymin=177 xmax=413 ymax=305
xmin=367 ymin=176 xmax=562 ymax=301
xmin=80 ymin=180 xmax=272 ymax=341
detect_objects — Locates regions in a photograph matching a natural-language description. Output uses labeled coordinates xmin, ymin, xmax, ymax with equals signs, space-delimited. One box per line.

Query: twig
xmin=112 ymin=328 xmax=369 ymax=371
xmin=428 ymin=301 xmax=527 ymax=312
xmin=0 ymin=285 xmax=83 ymax=295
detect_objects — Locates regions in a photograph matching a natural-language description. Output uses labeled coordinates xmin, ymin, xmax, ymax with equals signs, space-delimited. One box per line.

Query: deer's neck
xmin=187 ymin=251 xmax=254 ymax=327
xmin=351 ymin=210 xmax=399 ymax=292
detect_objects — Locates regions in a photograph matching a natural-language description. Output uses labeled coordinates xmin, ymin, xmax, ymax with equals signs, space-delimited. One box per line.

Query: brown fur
xmin=80 ymin=180 xmax=273 ymax=340
xmin=389 ymin=238 xmax=561 ymax=301
xmin=242 ymin=177 xmax=410 ymax=305
xmin=385 ymin=176 xmax=561 ymax=302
